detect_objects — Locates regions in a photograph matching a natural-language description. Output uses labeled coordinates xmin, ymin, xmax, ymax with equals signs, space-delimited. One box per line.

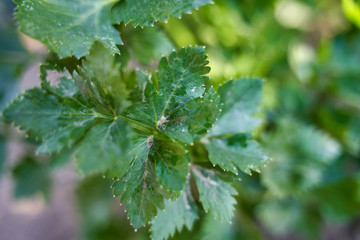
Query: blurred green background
xmin=0 ymin=0 xmax=359 ymax=239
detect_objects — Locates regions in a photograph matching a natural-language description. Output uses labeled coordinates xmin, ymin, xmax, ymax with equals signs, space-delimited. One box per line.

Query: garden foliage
xmin=1 ymin=0 xmax=360 ymax=239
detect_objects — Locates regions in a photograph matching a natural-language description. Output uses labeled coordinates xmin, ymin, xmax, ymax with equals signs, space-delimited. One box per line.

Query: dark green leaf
xmin=128 ymin=46 xmax=210 ymax=128
xmin=154 ymin=140 xmax=190 ymax=191
xmin=112 ymin=0 xmax=212 ymax=27
xmin=112 ymin=137 xmax=168 ymax=229
xmin=12 ymin=157 xmax=52 ymax=200
xmin=3 ymin=87 xmax=98 ymax=154
xmin=15 ymin=0 xmax=122 ymax=58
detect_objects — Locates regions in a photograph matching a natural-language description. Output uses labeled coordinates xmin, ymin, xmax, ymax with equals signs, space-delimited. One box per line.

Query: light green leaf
xmin=150 ymin=184 xmax=199 ymax=240
xmin=209 ymin=78 xmax=263 ymax=137
xmin=257 ymin=198 xmax=320 ymax=236
xmin=112 ymin=0 xmax=212 ymax=27
xmin=192 ymin=166 xmax=237 ymax=222
xmin=204 ymin=137 xmax=269 ymax=175
xmin=261 ymin=119 xmax=341 ymax=196
xmin=342 ymin=0 xmax=360 ymax=28
xmin=75 ymin=119 xmax=133 ymax=175
xmin=15 ymin=0 xmax=122 ymax=58
xmin=200 ymin=78 xmax=268 ymax=175
xmin=200 ymin=214 xmax=235 ymax=240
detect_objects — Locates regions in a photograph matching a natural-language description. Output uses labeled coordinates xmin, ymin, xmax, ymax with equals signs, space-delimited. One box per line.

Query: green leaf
xmin=112 ymin=136 xmax=190 ymax=229
xmin=49 ymin=147 xmax=76 ymax=169
xmin=313 ymin=177 xmax=360 ymax=221
xmin=112 ymin=0 xmax=212 ymax=27
xmin=2 ymin=45 xmax=268 ymax=235
xmin=120 ymin=26 xmax=174 ymax=65
xmin=165 ymin=86 xmax=221 ymax=143
xmin=154 ymin=140 xmax=190 ymax=191
xmin=112 ymin=137 xmax=169 ymax=229
xmin=75 ymin=119 xmax=133 ymax=175
xmin=44 ymin=54 xmax=82 ymax=73
xmin=81 ymin=42 xmax=131 ymax=114
xmin=204 ymin=136 xmax=269 ymax=175
xmin=110 ymin=47 xmax=213 ymax=229
xmin=208 ymin=78 xmax=263 ymax=137
xmin=128 ymin=46 xmax=210 ymax=128
xmin=192 ymin=166 xmax=237 ymax=222
xmin=150 ymin=183 xmax=199 ymax=240
xmin=342 ymin=0 xmax=360 ymax=28
xmin=15 ymin=0 xmax=122 ymax=58
xmin=3 ymin=87 xmax=98 ymax=154
xmin=256 ymin=198 xmax=321 ymax=236
xmin=3 ymin=45 xmax=134 ymax=175
xmin=0 ymin=24 xmax=28 ymax=111
xmin=12 ymin=157 xmax=52 ymax=200
xmin=76 ymin=175 xmax=114 ymax=227
xmin=3 ymin=42 xmax=135 ymax=162
xmin=199 ymin=214 xmax=235 ymax=240
xmin=261 ymin=119 xmax=341 ymax=196
xmin=198 ymin=78 xmax=268 ymax=175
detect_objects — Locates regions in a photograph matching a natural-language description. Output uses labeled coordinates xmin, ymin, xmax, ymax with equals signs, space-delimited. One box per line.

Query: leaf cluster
xmin=2 ymin=17 xmax=268 ymax=239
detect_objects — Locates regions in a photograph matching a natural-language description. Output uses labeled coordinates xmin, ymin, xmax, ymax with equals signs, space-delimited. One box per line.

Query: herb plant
xmin=2 ymin=1 xmax=268 ymax=239
xmin=1 ymin=0 xmax=360 ymax=240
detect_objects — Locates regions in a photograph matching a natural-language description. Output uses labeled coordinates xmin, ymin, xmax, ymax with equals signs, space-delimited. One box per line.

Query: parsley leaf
xmin=15 ymin=0 xmax=121 ymax=58
xmin=112 ymin=0 xmax=212 ymax=27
